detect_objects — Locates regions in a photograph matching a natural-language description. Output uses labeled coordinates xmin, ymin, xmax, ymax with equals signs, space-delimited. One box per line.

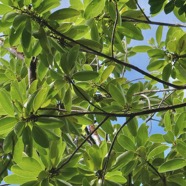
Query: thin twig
xmin=147 ymin=161 xmax=166 ymax=186
xmin=146 ymin=90 xmax=175 ymax=123
xmin=134 ymin=88 xmax=176 ymax=96
xmin=70 ymin=79 xmax=107 ymax=113
xmin=111 ymin=0 xmax=119 ymax=57
xmin=16 ymin=8 xmax=186 ymax=89
xmin=122 ymin=16 xmax=186 ymax=28
xmin=101 ymin=117 xmax=134 ymax=182
xmin=134 ymin=0 xmax=150 ymax=21
xmin=37 ymin=100 xmax=186 ymax=118
xmin=54 ymin=116 xmax=109 ymax=172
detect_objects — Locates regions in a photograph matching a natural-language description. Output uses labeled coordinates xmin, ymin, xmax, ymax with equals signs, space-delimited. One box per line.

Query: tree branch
xmin=111 ymin=0 xmax=119 ymax=57
xmin=69 ymin=78 xmax=107 ymax=113
xmin=101 ymin=117 xmax=134 ymax=182
xmin=54 ymin=116 xmax=109 ymax=173
xmin=37 ymin=100 xmax=186 ymax=119
xmin=134 ymin=0 xmax=150 ymax=22
xmin=121 ymin=16 xmax=186 ymax=28
xmin=16 ymin=8 xmax=186 ymax=89
xmin=146 ymin=161 xmax=166 ymax=186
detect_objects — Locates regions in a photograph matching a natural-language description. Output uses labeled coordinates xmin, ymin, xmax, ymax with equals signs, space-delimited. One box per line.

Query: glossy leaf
xmin=0 ymin=117 xmax=17 ymax=133
xmin=84 ymin=0 xmax=106 ymax=19
xmin=117 ymin=23 xmax=144 ymax=40
xmin=49 ymin=8 xmax=80 ymax=20
xmin=33 ymin=87 xmax=49 ymax=112
xmin=0 ymin=89 xmax=14 ymax=116
xmin=118 ymin=134 xmax=136 ymax=151
xmin=111 ymin=151 xmax=134 ymax=171
xmin=32 ymin=125 xmax=49 ymax=148
xmin=147 ymin=145 xmax=169 ymax=160
xmin=0 ymin=4 xmax=12 ymax=14
xmin=159 ymin=159 xmax=186 ymax=173
xmin=73 ymin=71 xmax=99 ymax=81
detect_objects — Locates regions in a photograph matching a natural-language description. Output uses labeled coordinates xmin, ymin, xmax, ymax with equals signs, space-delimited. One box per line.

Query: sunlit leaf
xmin=159 ymin=159 xmax=186 ymax=173
xmin=84 ymin=0 xmax=106 ymax=19
xmin=0 ymin=89 xmax=14 ymax=116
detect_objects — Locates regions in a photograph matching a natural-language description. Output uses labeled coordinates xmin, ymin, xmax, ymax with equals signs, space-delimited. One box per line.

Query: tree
xmin=0 ymin=0 xmax=186 ymax=185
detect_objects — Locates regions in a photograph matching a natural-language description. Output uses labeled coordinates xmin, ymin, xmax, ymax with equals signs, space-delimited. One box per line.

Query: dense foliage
xmin=0 ymin=0 xmax=186 ymax=185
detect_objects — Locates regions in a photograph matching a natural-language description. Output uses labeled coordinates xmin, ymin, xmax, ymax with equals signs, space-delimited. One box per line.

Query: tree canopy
xmin=0 ymin=0 xmax=186 ymax=185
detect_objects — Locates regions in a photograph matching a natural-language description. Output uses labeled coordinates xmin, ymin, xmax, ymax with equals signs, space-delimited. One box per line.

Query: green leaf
xmin=176 ymin=140 xmax=186 ymax=158
xmin=36 ymin=0 xmax=60 ymax=14
xmin=84 ymin=0 xmax=106 ymax=19
xmin=126 ymin=83 xmax=140 ymax=103
xmin=131 ymin=45 xmax=152 ymax=52
xmin=163 ymin=131 xmax=174 ymax=143
xmin=0 ymin=117 xmax=17 ymax=133
xmin=13 ymin=137 xmax=24 ymax=163
xmin=164 ymin=0 xmax=175 ymax=14
xmin=117 ymin=23 xmax=144 ymax=40
xmin=73 ymin=71 xmax=99 ymax=81
xmin=118 ymin=135 xmax=136 ymax=151
xmin=177 ymin=33 xmax=186 ymax=55
xmin=4 ymin=174 xmax=36 ymax=185
xmin=67 ymin=45 xmax=80 ymax=72
xmin=75 ymin=116 xmax=93 ymax=125
xmin=32 ymin=125 xmax=49 ymax=148
xmin=0 ymin=89 xmax=14 ymax=116
xmin=36 ymin=117 xmax=65 ymax=129
xmin=70 ymin=0 xmax=84 ymax=10
xmin=0 ymin=4 xmax=12 ymax=15
xmin=109 ymin=83 xmax=125 ymax=106
xmin=105 ymin=171 xmax=127 ymax=184
xmin=33 ymin=87 xmax=49 ymax=112
xmin=147 ymin=60 xmax=165 ymax=71
xmin=164 ymin=111 xmax=172 ymax=131
xmin=137 ymin=123 xmax=148 ymax=146
xmin=11 ymin=80 xmax=23 ymax=104
xmin=21 ymin=20 xmax=32 ymax=49
xmin=162 ymin=63 xmax=172 ymax=82
xmin=49 ymin=8 xmax=80 ymax=20
xmin=147 ymin=145 xmax=169 ymax=160
xmin=175 ymin=112 xmax=186 ymax=135
xmin=100 ymin=65 xmax=115 ymax=83
xmin=64 ymin=86 xmax=72 ymax=112
xmin=14 ymin=122 xmax=25 ymax=136
xmin=149 ymin=0 xmax=165 ymax=14
xmin=127 ymin=117 xmax=138 ymax=137
xmin=156 ymin=26 xmax=163 ymax=45
xmin=75 ymin=39 xmax=102 ymax=51
xmin=159 ymin=159 xmax=186 ymax=173
xmin=111 ymin=151 xmax=134 ymax=171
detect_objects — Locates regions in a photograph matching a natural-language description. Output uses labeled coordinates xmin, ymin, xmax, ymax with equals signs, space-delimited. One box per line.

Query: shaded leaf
xmin=73 ymin=71 xmax=99 ymax=81
xmin=32 ymin=125 xmax=49 ymax=148
xmin=49 ymin=8 xmax=80 ymax=20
